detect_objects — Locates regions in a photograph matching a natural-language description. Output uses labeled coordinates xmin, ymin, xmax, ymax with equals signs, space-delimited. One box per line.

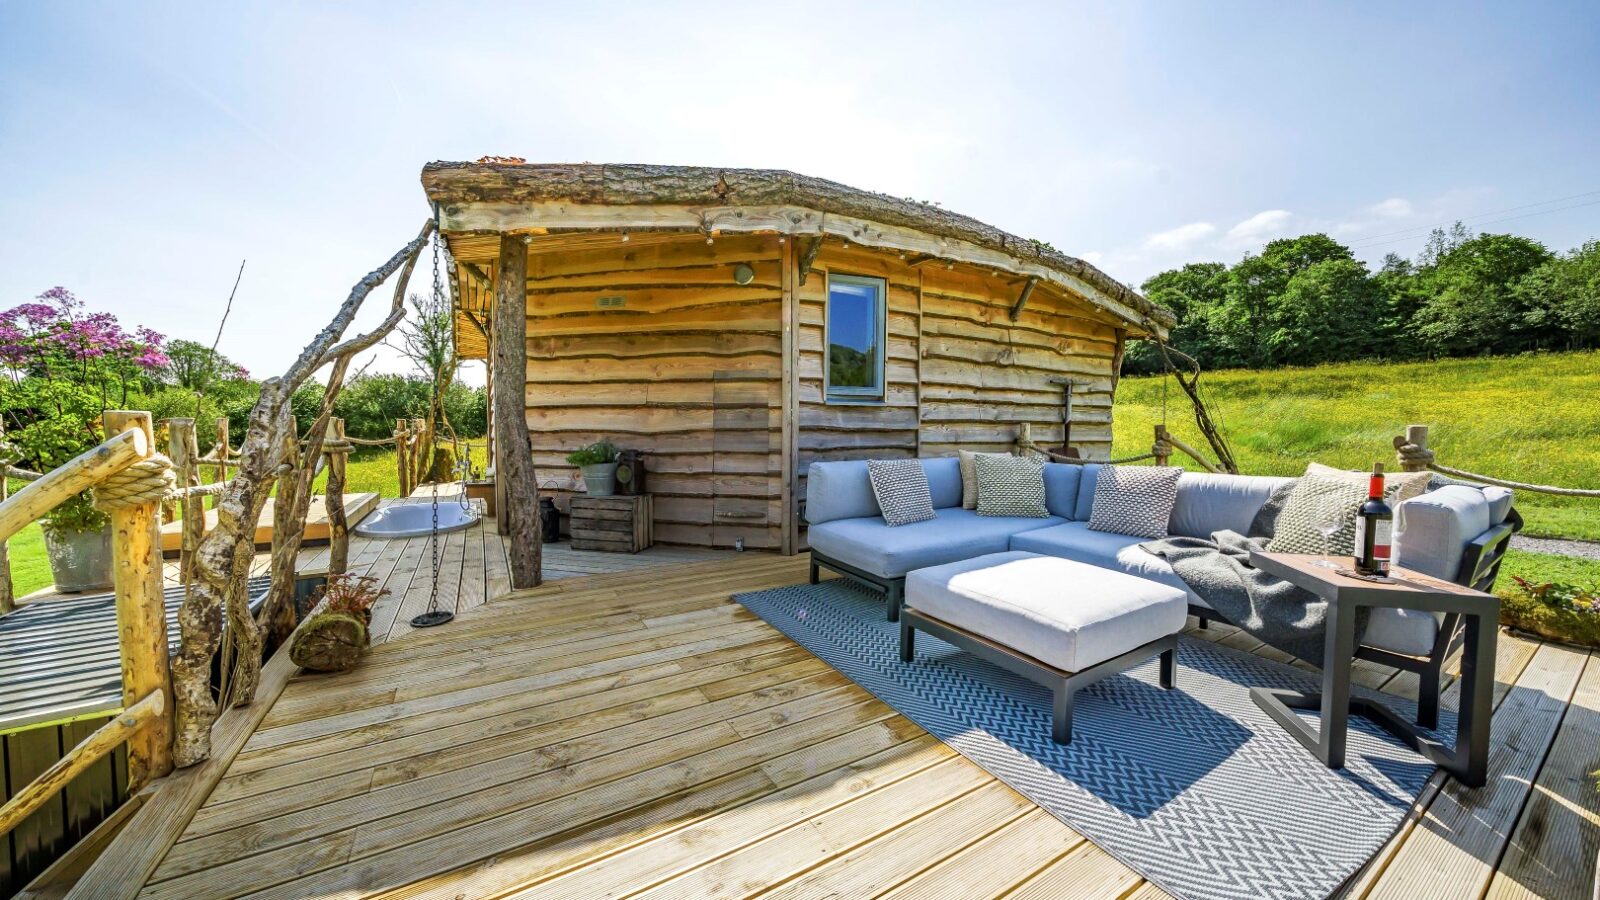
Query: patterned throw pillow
xmin=1305 ymin=462 xmax=1431 ymax=504
xmin=1086 ymin=465 xmax=1183 ymax=539
xmin=867 ymin=459 xmax=936 ymax=527
xmin=1267 ymin=468 xmax=1413 ymax=556
xmin=958 ymin=450 xmax=1010 ymax=509
xmin=974 ymin=454 xmax=1049 ymax=518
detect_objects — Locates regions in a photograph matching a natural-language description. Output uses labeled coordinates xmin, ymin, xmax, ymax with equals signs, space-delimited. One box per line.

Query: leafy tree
xmin=1213 ymin=234 xmax=1355 ymax=367
xmin=1515 ymin=241 xmax=1600 ymax=349
xmin=1411 ymin=233 xmax=1553 ymax=355
xmin=1126 ymin=262 xmax=1230 ymax=373
xmin=1266 ymin=258 xmax=1384 ymax=364
xmin=163 ymin=338 xmax=249 ymax=391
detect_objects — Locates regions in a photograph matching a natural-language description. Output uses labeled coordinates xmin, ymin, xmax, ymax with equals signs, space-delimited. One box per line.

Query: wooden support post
xmin=101 ymin=411 xmax=172 ymax=791
xmin=213 ymin=418 xmax=230 ymax=507
xmin=0 ymin=418 xmax=12 ymax=615
xmin=169 ymin=419 xmax=203 ymax=586
xmin=411 ymin=416 xmax=428 ymax=486
xmin=394 ymin=418 xmax=410 ymax=498
xmin=796 ymin=235 xmax=822 ymax=286
xmin=325 ymin=418 xmax=349 ymax=575
xmin=493 ymin=233 xmax=542 ymax=589
xmin=1399 ymin=424 xmax=1431 ymax=472
xmin=1008 ymin=276 xmax=1038 ymax=322
xmin=1153 ymin=424 xmax=1172 ymax=467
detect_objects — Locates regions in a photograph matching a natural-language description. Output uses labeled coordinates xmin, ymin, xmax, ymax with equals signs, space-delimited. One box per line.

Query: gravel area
xmin=1513 ymin=535 xmax=1600 ymax=561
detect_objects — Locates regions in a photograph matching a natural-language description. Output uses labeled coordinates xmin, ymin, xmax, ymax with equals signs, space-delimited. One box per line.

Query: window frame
xmin=822 ymin=272 xmax=888 ymax=404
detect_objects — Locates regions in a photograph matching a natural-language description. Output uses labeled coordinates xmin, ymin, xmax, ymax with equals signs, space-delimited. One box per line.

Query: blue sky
xmin=2 ymin=2 xmax=1596 ymax=383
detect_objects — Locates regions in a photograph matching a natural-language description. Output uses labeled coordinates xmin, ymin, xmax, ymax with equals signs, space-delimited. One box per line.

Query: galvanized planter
xmin=41 ymin=523 xmax=114 ymax=593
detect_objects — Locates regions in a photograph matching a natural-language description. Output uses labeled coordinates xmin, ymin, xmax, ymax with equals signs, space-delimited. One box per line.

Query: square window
xmin=825 ymin=274 xmax=886 ymax=401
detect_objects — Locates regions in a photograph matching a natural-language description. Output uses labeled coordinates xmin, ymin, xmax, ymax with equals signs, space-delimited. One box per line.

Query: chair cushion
xmin=923 ymin=457 xmax=964 ymax=509
xmin=976 ymin=454 xmax=1050 ymax=518
xmin=1010 ymin=522 xmax=1441 ymax=657
xmin=1266 ymin=474 xmax=1373 ymax=556
xmin=1073 ymin=463 xmax=1104 ymax=521
xmin=1169 ymin=472 xmax=1295 ymax=539
xmin=1394 ymin=485 xmax=1491 ymax=582
xmin=1042 ymin=463 xmax=1083 ymax=519
xmin=1087 ymin=465 xmax=1182 ymax=539
xmin=808 ymin=508 xmax=1064 ymax=579
xmin=905 ymin=551 xmax=1188 ymax=672
xmin=805 ymin=458 xmax=965 ymax=526
xmin=867 ymin=459 xmax=935 ymax=527
xmin=1306 ymin=462 xmax=1432 ymax=504
xmin=958 ymin=450 xmax=1010 ymax=509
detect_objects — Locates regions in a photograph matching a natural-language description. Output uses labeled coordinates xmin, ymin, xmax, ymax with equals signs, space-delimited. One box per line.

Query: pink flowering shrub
xmin=0 ymin=287 xmax=170 ymax=530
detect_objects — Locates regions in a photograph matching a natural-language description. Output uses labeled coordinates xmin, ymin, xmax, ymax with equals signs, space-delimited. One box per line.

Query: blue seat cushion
xmin=1008 ymin=522 xmax=1439 ymax=657
xmin=808 ymin=508 xmax=1063 ymax=579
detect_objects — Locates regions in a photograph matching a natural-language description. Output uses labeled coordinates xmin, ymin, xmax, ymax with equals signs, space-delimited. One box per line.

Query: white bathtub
xmin=354 ymin=501 xmax=481 ymax=539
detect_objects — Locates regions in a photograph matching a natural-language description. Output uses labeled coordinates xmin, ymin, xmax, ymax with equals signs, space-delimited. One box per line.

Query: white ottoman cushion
xmin=905 ymin=550 xmax=1187 ymax=673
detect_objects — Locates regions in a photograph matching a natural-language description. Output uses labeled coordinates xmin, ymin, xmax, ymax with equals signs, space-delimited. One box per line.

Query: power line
xmin=1347 ymin=188 xmax=1600 ymax=249
xmin=1350 ymin=197 xmax=1600 ymax=252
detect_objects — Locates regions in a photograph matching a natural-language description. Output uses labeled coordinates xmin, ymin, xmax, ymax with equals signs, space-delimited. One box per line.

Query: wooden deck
xmin=57 ymin=554 xmax=1600 ymax=899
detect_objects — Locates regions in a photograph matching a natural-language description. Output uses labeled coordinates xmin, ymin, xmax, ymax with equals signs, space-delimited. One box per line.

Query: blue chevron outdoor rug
xmin=734 ymin=579 xmax=1451 ymax=900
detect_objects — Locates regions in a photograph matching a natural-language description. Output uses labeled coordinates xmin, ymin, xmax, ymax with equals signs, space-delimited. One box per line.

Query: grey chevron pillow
xmin=1087 ymin=465 xmax=1182 ymax=539
xmin=975 ymin=454 xmax=1049 ymax=518
xmin=867 ymin=459 xmax=936 ymax=527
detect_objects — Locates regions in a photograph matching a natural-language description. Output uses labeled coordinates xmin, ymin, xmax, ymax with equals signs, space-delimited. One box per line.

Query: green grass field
xmin=1113 ymin=350 xmax=1600 ymax=591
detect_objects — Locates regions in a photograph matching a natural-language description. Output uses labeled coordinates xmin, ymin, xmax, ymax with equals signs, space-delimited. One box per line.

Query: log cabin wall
xmin=523 ymin=232 xmax=785 ymax=551
xmin=792 ymin=241 xmax=1123 ymax=549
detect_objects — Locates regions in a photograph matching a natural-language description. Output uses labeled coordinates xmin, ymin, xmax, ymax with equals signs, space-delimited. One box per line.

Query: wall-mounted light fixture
xmin=733 ymin=263 xmax=755 ymax=285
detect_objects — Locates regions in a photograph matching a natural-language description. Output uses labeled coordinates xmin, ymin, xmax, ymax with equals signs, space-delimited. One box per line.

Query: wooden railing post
xmin=169 ymin=419 xmax=203 ymax=586
xmin=325 ymin=417 xmax=349 ymax=575
xmin=411 ymin=416 xmax=428 ymax=486
xmin=0 ymin=418 xmax=13 ymax=615
xmin=1153 ymin=424 xmax=1172 ymax=467
xmin=395 ymin=418 xmax=410 ymax=498
xmin=213 ymin=417 xmax=230 ymax=507
xmin=101 ymin=410 xmax=172 ymax=790
xmin=1399 ymin=424 xmax=1431 ymax=472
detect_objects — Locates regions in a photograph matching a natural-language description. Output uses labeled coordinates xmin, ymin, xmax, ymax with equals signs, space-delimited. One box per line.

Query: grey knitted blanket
xmin=1140 ymin=483 xmax=1365 ymax=667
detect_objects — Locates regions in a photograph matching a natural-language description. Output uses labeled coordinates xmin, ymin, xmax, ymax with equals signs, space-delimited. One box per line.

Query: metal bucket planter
xmin=580 ymin=462 xmax=618 ymax=496
xmin=41 ymin=523 xmax=115 ymax=593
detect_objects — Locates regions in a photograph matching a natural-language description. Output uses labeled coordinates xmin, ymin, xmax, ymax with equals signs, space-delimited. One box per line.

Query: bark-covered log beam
xmin=1009 ymin=276 xmax=1038 ymax=322
xmin=420 ymin=162 xmax=1174 ymax=332
xmin=462 ymin=310 xmax=490 ymax=340
xmin=796 ymin=236 xmax=822 ymax=287
xmin=493 ymin=234 xmax=542 ymax=589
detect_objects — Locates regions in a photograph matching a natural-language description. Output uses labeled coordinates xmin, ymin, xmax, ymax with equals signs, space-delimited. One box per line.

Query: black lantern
xmin=539 ymin=497 xmax=561 ymax=543
xmin=615 ymin=449 xmax=646 ymax=495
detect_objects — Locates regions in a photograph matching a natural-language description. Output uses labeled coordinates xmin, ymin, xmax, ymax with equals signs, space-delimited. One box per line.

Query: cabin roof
xmin=421 ymin=161 xmax=1175 ymax=333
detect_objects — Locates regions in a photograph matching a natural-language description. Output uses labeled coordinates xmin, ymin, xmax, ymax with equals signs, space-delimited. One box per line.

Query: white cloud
xmin=1224 ymin=209 xmax=1293 ymax=248
xmin=1368 ymin=197 xmax=1413 ymax=218
xmin=1143 ymin=221 xmax=1217 ymax=251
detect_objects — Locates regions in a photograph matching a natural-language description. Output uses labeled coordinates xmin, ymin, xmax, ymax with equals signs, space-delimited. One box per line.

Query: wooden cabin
xmin=423 ymin=162 xmax=1175 ymax=555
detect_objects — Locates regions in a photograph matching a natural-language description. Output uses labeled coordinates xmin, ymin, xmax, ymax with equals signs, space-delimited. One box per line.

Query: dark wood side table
xmin=1247 ymin=552 xmax=1499 ymax=788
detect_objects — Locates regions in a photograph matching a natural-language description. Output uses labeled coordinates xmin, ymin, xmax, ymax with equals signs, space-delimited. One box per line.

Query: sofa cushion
xmin=976 ymin=454 xmax=1049 ymax=518
xmin=1087 ymin=465 xmax=1182 ymax=539
xmin=867 ymin=459 xmax=936 ymax=527
xmin=1394 ymin=485 xmax=1492 ymax=582
xmin=905 ymin=551 xmax=1188 ymax=672
xmin=1042 ymin=463 xmax=1083 ymax=518
xmin=1266 ymin=474 xmax=1374 ymax=556
xmin=1307 ymin=462 xmax=1432 ymax=505
xmin=1481 ymin=486 xmax=1514 ymax=525
xmin=806 ymin=457 xmax=966 ymax=526
xmin=958 ymin=451 xmax=1010 ymax=509
xmin=1073 ymin=464 xmax=1104 ymax=521
xmin=924 ymin=457 xmax=964 ymax=509
xmin=1169 ymin=472 xmax=1296 ymax=539
xmin=1009 ymin=522 xmax=1440 ymax=657
xmin=808 ymin=508 xmax=1063 ymax=579
xmin=805 ymin=460 xmax=880 ymax=525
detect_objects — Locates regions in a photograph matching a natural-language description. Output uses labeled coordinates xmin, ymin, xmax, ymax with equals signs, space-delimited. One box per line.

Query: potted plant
xmin=566 ymin=440 xmax=620 ymax=496
xmin=290 ymin=574 xmax=389 ymax=673
xmin=0 ymin=288 xmax=169 ymax=592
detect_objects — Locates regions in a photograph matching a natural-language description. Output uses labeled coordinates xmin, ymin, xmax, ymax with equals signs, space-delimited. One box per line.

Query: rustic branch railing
xmin=0 ymin=690 xmax=165 ymax=837
xmin=1395 ymin=424 xmax=1600 ymax=498
xmin=1014 ymin=422 xmax=1220 ymax=471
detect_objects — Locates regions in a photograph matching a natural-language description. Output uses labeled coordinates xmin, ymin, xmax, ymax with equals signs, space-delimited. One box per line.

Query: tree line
xmin=1123 ymin=225 xmax=1600 ymax=374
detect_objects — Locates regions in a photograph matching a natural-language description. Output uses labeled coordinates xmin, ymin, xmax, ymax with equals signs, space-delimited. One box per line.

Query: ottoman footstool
xmin=900 ymin=550 xmax=1188 ymax=744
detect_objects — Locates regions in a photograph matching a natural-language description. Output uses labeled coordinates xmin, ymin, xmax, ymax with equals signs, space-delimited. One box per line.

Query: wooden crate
xmin=569 ymin=494 xmax=653 ymax=553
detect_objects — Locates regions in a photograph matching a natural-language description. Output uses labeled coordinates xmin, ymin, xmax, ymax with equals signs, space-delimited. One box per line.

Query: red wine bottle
xmin=1354 ymin=463 xmax=1393 ymax=576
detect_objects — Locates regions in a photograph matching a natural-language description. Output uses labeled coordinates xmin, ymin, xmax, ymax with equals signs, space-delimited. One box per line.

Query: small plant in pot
xmin=567 ymin=440 xmax=620 ymax=496
xmin=290 ymin=574 xmax=389 ymax=673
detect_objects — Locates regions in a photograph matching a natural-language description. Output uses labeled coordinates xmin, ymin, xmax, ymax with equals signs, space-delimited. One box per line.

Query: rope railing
xmin=1395 ymin=426 xmax=1600 ymax=498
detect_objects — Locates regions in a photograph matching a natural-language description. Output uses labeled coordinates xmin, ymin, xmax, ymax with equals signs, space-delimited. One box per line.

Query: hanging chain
xmin=426 ymin=481 xmax=441 ymax=615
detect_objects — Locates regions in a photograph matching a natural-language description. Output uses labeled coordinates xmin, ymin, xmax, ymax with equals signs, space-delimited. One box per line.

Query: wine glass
xmin=1313 ymin=515 xmax=1345 ymax=569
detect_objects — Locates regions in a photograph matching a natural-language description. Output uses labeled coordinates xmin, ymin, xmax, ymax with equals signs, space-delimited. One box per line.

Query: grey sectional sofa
xmin=805 ymin=457 xmax=1518 ymax=729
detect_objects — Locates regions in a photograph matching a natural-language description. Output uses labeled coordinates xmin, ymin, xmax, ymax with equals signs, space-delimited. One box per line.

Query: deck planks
xmin=53 ymin=546 xmax=1592 ymax=900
